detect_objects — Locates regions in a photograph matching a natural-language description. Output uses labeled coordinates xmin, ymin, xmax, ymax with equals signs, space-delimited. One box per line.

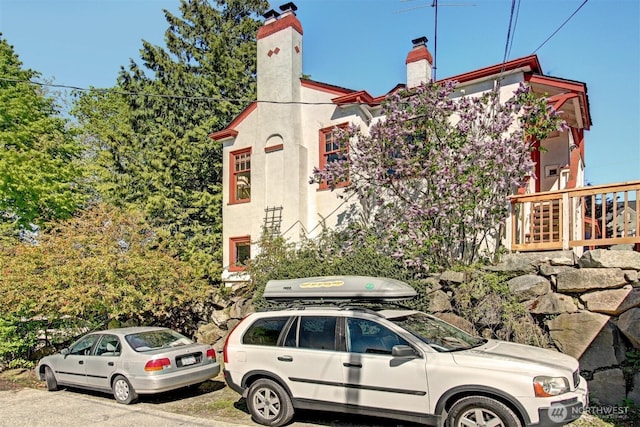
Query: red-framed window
xmin=230 ymin=148 xmax=251 ymax=204
xmin=318 ymin=124 xmax=349 ymax=190
xmin=229 ymin=236 xmax=251 ymax=272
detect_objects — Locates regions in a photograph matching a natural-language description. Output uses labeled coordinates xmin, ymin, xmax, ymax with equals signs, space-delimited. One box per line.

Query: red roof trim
xmin=405 ymin=46 xmax=433 ymax=65
xmin=527 ymin=74 xmax=587 ymax=93
xmin=257 ymin=14 xmax=303 ymax=39
xmin=332 ymin=90 xmax=377 ymax=106
xmin=209 ymin=129 xmax=238 ymax=142
xmin=209 ymin=102 xmax=257 ymax=141
xmin=439 ymin=55 xmax=542 ymax=84
xmin=301 ymin=79 xmax=353 ymax=96
xmin=528 ymin=75 xmax=591 ymax=129
xmin=385 ymin=84 xmax=406 ymax=95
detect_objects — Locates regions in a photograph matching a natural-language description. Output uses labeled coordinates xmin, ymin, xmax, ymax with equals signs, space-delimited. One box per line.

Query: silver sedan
xmin=36 ymin=326 xmax=220 ymax=404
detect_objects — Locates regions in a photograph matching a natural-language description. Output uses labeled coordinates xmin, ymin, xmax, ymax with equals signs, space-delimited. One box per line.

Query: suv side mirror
xmin=61 ymin=348 xmax=69 ymax=356
xmin=392 ymin=345 xmax=417 ymax=358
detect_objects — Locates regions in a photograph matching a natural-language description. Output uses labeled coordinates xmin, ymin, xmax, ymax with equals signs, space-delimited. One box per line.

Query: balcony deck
xmin=508 ymin=181 xmax=640 ymax=253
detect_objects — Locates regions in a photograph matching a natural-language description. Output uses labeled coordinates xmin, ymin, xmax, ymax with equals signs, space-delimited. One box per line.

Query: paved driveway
xmin=0 ymin=387 xmax=245 ymax=427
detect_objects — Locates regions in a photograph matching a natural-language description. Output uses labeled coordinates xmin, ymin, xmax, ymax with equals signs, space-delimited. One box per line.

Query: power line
xmin=531 ymin=0 xmax=589 ymax=54
xmin=502 ymin=0 xmax=518 ymax=64
xmin=497 ymin=0 xmax=520 ymax=87
xmin=506 ymin=0 xmax=522 ymax=61
xmin=0 ymin=76 xmax=349 ymax=106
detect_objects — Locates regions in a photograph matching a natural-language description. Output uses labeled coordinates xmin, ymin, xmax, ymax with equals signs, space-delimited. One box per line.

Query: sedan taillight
xmin=144 ymin=358 xmax=171 ymax=371
xmin=206 ymin=348 xmax=216 ymax=360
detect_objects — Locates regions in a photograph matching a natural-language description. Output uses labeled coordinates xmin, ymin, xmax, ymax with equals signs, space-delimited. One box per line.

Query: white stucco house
xmin=210 ymin=2 xmax=592 ymax=284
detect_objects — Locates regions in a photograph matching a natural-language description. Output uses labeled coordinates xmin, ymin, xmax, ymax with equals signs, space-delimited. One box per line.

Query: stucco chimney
xmin=256 ymin=2 xmax=303 ymax=103
xmin=406 ymin=36 xmax=433 ymax=87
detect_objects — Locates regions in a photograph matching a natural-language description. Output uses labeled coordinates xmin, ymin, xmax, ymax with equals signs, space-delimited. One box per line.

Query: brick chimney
xmin=406 ymin=36 xmax=433 ymax=87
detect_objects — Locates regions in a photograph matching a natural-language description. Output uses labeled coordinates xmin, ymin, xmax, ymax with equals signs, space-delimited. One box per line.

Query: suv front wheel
xmin=446 ymin=396 xmax=522 ymax=427
xmin=247 ymin=378 xmax=294 ymax=426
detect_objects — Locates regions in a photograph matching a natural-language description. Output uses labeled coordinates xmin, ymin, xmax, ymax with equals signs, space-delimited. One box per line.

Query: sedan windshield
xmin=125 ymin=329 xmax=193 ymax=352
xmin=385 ymin=311 xmax=485 ymax=352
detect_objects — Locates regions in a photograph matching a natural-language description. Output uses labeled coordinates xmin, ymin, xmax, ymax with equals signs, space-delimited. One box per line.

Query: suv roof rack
xmin=263 ymin=275 xmax=416 ymax=303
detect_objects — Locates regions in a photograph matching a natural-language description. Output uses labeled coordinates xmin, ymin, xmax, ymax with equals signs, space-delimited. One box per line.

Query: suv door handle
xmin=108 ymin=362 xmax=114 ymax=366
xmin=343 ymin=362 xmax=362 ymax=368
xmin=78 ymin=361 xmax=84 ymax=365
xmin=277 ymin=356 xmax=293 ymax=362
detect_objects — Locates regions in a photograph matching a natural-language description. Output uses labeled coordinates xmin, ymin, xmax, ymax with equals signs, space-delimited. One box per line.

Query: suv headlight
xmin=533 ymin=376 xmax=570 ymax=397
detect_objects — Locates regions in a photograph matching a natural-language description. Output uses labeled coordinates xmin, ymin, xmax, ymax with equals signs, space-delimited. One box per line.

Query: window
xmin=318 ymin=125 xmax=348 ymax=189
xmin=125 ymin=329 xmax=193 ymax=352
xmin=545 ymin=164 xmax=560 ymax=177
xmin=298 ymin=316 xmax=337 ymax=351
xmin=96 ymin=335 xmax=121 ymax=357
xmin=243 ymin=317 xmax=290 ymax=346
xmin=230 ymin=148 xmax=251 ymax=203
xmin=346 ymin=318 xmax=409 ymax=355
xmin=229 ymin=236 xmax=251 ymax=272
xmin=69 ymin=335 xmax=100 ymax=356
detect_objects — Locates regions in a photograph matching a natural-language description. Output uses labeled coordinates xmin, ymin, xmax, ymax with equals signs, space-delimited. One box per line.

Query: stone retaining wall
xmin=441 ymin=249 xmax=640 ymax=406
xmin=197 ymin=248 xmax=640 ymax=406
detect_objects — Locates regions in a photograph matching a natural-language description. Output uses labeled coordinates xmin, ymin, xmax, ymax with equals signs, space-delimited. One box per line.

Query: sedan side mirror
xmin=392 ymin=345 xmax=418 ymax=358
xmin=61 ymin=348 xmax=69 ymax=356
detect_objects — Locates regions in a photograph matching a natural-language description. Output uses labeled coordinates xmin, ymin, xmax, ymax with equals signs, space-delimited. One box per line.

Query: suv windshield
xmin=384 ymin=310 xmax=485 ymax=352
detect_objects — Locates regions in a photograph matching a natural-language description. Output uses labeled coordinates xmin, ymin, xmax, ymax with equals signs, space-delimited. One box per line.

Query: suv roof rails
xmin=263 ymin=276 xmax=417 ymax=303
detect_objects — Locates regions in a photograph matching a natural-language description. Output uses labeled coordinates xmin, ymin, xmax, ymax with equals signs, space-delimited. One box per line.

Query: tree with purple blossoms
xmin=311 ymin=81 xmax=566 ymax=271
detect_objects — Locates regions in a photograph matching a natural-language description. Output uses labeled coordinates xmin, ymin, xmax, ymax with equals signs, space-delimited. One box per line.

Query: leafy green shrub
xmin=247 ymin=230 xmax=422 ymax=311
xmin=0 ymin=203 xmax=211 ymax=331
xmin=626 ymin=350 xmax=640 ymax=370
xmin=0 ymin=316 xmax=37 ymax=369
xmin=452 ymin=270 xmax=550 ymax=347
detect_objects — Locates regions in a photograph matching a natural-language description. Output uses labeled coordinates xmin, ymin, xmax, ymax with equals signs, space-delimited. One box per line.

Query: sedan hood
xmin=452 ymin=340 xmax=579 ymax=375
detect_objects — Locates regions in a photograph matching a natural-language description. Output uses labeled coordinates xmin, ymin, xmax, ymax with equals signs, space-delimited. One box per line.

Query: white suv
xmin=222 ymin=276 xmax=588 ymax=427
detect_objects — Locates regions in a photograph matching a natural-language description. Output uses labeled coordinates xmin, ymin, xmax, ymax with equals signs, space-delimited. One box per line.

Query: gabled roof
xmin=300 ymin=79 xmax=353 ymax=96
xmin=211 ymin=54 xmax=590 ymax=139
xmin=440 ymin=55 xmax=542 ymax=84
xmin=209 ymin=80 xmax=355 ymax=141
xmin=527 ymin=74 xmax=591 ymax=130
xmin=439 ymin=54 xmax=590 ymax=130
xmin=331 ymin=90 xmax=383 ymax=106
xmin=209 ymin=102 xmax=257 ymax=141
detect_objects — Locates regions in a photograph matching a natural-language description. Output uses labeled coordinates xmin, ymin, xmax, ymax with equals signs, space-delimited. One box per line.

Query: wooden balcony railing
xmin=509 ymin=181 xmax=640 ymax=252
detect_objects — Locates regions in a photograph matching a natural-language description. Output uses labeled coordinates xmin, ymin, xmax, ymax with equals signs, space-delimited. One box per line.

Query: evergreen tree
xmin=0 ymin=35 xmax=86 ymax=230
xmin=73 ymin=0 xmax=268 ymax=280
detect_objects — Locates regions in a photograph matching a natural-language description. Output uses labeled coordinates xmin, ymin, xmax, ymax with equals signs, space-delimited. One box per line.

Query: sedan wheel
xmin=447 ymin=396 xmax=522 ymax=427
xmin=112 ymin=375 xmax=138 ymax=404
xmin=247 ymin=378 xmax=294 ymax=427
xmin=44 ymin=366 xmax=58 ymax=391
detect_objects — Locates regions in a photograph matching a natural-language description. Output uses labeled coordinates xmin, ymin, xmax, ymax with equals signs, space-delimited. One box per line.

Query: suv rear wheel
xmin=247 ymin=378 xmax=294 ymax=426
xmin=446 ymin=396 xmax=522 ymax=427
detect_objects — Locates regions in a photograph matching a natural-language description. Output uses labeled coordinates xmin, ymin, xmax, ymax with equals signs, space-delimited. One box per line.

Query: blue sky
xmin=1 ymin=0 xmax=638 ymax=186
